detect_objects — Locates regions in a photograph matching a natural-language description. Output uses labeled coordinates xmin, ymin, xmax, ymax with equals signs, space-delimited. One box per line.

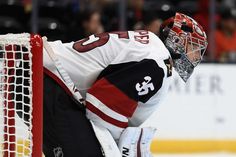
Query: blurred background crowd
xmin=0 ymin=0 xmax=236 ymax=63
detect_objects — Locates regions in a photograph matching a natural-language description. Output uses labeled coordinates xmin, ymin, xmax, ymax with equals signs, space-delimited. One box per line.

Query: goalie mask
xmin=160 ymin=12 xmax=208 ymax=82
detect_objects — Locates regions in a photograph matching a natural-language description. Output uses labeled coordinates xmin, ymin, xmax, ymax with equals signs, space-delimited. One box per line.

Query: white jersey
xmin=43 ymin=30 xmax=173 ymax=140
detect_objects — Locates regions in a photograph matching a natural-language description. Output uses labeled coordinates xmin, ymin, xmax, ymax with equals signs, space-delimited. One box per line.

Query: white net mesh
xmin=0 ymin=33 xmax=33 ymax=157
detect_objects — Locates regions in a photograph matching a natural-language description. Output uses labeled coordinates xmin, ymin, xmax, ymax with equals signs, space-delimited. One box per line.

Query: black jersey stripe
xmin=96 ymin=59 xmax=164 ymax=103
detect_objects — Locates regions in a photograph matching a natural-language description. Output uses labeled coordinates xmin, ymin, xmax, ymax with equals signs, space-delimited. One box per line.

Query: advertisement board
xmin=143 ymin=64 xmax=236 ymax=153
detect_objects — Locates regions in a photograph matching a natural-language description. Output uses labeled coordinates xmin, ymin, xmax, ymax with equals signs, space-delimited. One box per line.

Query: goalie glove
xmin=118 ymin=127 xmax=156 ymax=157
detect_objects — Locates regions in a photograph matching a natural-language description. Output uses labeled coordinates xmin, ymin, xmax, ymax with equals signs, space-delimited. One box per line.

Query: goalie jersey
xmin=43 ymin=30 xmax=173 ymax=140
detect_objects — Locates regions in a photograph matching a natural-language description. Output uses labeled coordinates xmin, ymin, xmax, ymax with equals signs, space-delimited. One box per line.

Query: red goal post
xmin=0 ymin=33 xmax=43 ymax=157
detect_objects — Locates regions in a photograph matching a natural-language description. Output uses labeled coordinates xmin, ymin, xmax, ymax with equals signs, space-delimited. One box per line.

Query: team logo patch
xmin=164 ymin=58 xmax=173 ymax=77
xmin=53 ymin=147 xmax=64 ymax=157
xmin=135 ymin=76 xmax=154 ymax=96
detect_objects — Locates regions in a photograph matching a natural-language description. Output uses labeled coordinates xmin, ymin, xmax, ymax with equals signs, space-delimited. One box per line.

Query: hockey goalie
xmin=42 ymin=13 xmax=208 ymax=157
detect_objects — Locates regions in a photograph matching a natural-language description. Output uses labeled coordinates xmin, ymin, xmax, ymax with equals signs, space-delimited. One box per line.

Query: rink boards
xmin=143 ymin=64 xmax=236 ymax=153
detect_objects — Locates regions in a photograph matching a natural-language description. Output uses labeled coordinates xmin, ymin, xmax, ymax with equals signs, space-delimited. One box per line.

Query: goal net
xmin=0 ymin=33 xmax=43 ymax=157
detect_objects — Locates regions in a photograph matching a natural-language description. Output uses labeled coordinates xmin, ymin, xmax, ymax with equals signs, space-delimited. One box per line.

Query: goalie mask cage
xmin=0 ymin=33 xmax=43 ymax=157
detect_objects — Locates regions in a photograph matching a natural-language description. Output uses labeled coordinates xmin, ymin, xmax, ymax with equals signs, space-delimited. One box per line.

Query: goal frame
xmin=31 ymin=34 xmax=43 ymax=157
xmin=1 ymin=34 xmax=43 ymax=157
